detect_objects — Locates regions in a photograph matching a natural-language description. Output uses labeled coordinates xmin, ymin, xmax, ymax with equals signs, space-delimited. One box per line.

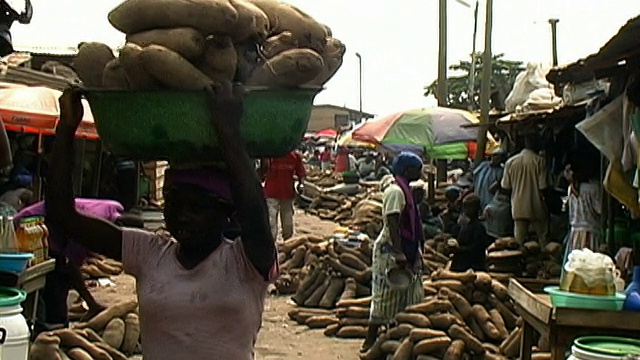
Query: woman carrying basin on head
xmin=44 ymin=83 xmax=278 ymax=360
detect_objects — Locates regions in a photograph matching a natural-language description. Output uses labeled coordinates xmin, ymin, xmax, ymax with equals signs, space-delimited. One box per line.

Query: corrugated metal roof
xmin=547 ymin=15 xmax=640 ymax=86
xmin=12 ymin=45 xmax=78 ymax=56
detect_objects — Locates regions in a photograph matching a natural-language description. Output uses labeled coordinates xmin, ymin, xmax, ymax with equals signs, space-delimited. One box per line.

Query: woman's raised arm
xmin=46 ymin=89 xmax=123 ymax=261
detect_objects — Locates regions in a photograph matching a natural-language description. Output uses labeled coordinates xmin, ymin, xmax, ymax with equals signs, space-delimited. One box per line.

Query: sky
xmin=9 ymin=0 xmax=640 ymax=116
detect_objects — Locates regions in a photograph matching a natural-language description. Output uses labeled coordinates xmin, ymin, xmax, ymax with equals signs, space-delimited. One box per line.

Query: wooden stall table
xmin=16 ymin=259 xmax=55 ymax=323
xmin=508 ymin=278 xmax=640 ymax=360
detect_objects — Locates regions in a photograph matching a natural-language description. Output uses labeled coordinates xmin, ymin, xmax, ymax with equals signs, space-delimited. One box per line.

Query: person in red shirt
xmin=320 ymin=147 xmax=332 ymax=171
xmin=261 ymin=151 xmax=305 ymax=241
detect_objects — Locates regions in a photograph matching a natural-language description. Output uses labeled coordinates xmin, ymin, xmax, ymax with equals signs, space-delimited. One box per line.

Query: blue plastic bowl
xmin=544 ymin=286 xmax=626 ymax=311
xmin=0 ymin=253 xmax=33 ymax=273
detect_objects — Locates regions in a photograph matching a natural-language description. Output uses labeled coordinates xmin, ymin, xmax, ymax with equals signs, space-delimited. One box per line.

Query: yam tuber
xmin=279 ymin=235 xmax=307 ymax=254
xmin=94 ymin=342 xmax=128 ymax=360
xmin=262 ymin=31 xmax=298 ymax=58
xmin=338 ymin=252 xmax=368 ymax=271
xmin=339 ymin=277 xmax=358 ymax=301
xmin=102 ymin=58 xmax=130 ymax=90
xmin=336 ymin=325 xmax=367 ymax=338
xmin=246 ymin=48 xmax=324 ymax=87
xmin=471 ymin=304 xmax=502 ymax=340
xmin=408 ymin=328 xmax=448 ymax=342
xmin=307 ymin=37 xmax=345 ymax=87
xmin=489 ymin=309 xmax=509 ymax=339
xmin=84 ymin=300 xmax=138 ymax=331
xmin=487 ymin=295 xmax=518 ymax=330
xmin=360 ymin=333 xmax=390 ymax=360
xmin=432 ymin=269 xmax=476 ymax=283
xmin=228 ymin=0 xmax=269 ymax=42
xmin=444 ymin=288 xmax=473 ymax=319
xmin=305 ymin=315 xmax=337 ymax=328
xmin=412 ymin=336 xmax=452 ymax=357
xmin=118 ymin=43 xmax=161 ymax=90
xmin=491 ymin=279 xmax=509 ymax=301
xmin=392 ymin=337 xmax=414 ymax=360
xmin=57 ymin=329 xmax=111 ymax=360
xmin=395 ymin=312 xmax=431 ymax=328
xmin=304 ymin=273 xmax=331 ymax=307
xmin=325 ymin=256 xmax=371 ymax=283
xmin=406 ymin=299 xmax=453 ymax=315
xmin=281 ymin=245 xmax=306 ymax=271
xmin=387 ymin=324 xmax=414 ymax=340
xmin=122 ymin=313 xmax=141 ymax=355
xmin=292 ymin=265 xmax=322 ymax=304
xmin=428 ymin=313 xmax=461 ymax=330
xmin=336 ymin=296 xmax=371 ymax=308
xmin=431 ymin=280 xmax=468 ymax=294
xmin=247 ymin=0 xmax=328 ymax=52
xmin=67 ymin=348 xmax=93 ymax=360
xmin=319 ymin=277 xmax=345 ymax=308
xmin=473 ymin=272 xmax=493 ymax=291
xmin=102 ymin=318 xmax=126 ymax=349
xmin=139 ymin=45 xmax=212 ymax=90
xmin=73 ymin=42 xmax=115 ymax=87
xmin=443 ymin=339 xmax=466 ymax=360
xmin=29 ymin=332 xmax=62 ymax=360
xmin=323 ymin=323 xmax=339 ymax=337
xmin=338 ymin=317 xmax=369 ymax=327
xmin=126 ymin=27 xmax=205 ymax=60
xmin=197 ymin=35 xmax=237 ymax=82
xmin=108 ymin=0 xmax=238 ymax=35
xmin=381 ymin=340 xmax=401 ymax=354
xmin=448 ymin=324 xmax=485 ymax=355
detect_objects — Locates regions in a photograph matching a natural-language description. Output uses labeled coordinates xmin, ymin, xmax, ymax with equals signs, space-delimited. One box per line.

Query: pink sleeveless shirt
xmin=122 ymin=228 xmax=273 ymax=360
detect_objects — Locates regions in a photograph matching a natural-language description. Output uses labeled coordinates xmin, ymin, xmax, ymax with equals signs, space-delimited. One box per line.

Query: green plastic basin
xmin=83 ymin=87 xmax=322 ymax=162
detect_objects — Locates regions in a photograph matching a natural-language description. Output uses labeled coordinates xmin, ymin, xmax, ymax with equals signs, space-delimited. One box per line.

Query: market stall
xmin=509 ymin=279 xmax=640 ymax=360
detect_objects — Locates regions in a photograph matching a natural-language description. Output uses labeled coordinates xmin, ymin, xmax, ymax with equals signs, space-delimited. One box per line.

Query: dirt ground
xmin=87 ymin=211 xmax=362 ymax=360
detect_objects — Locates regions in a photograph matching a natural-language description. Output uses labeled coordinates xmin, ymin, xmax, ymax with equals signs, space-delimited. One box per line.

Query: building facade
xmin=307 ymin=104 xmax=374 ymax=132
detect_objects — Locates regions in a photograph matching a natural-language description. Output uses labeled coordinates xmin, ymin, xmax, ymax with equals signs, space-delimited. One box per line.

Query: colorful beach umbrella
xmin=336 ymin=126 xmax=376 ymax=149
xmin=0 ymin=86 xmax=97 ymax=139
xmin=352 ymin=107 xmax=481 ymax=147
xmin=352 ymin=107 xmax=497 ymax=159
xmin=315 ymin=128 xmax=339 ymax=138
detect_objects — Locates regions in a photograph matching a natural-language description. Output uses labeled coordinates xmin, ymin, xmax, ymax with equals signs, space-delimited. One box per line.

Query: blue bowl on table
xmin=0 ymin=253 xmax=33 ymax=273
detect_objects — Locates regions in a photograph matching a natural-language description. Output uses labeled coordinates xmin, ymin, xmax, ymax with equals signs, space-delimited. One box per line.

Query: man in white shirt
xmin=501 ymin=135 xmax=550 ymax=245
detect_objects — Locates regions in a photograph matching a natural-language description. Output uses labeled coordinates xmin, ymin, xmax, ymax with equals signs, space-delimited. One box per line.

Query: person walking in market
xmin=320 ymin=146 xmax=332 ymax=171
xmin=361 ymin=152 xmax=425 ymax=352
xmin=473 ymin=147 xmax=505 ymax=209
xmin=261 ymin=151 xmax=305 ymax=241
xmin=43 ymin=83 xmax=278 ymax=360
xmin=501 ymin=134 xmax=550 ymax=245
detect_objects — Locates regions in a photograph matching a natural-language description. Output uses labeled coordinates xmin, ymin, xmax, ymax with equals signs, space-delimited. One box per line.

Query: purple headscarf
xmin=164 ymin=168 xmax=233 ymax=205
xmin=14 ymin=199 xmax=124 ymax=266
xmin=391 ymin=152 xmax=424 ymax=265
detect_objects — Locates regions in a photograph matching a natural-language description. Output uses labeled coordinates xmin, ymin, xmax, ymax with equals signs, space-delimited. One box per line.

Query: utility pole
xmin=436 ymin=0 xmax=448 ymax=184
xmin=549 ymin=19 xmax=559 ymax=66
xmin=356 ymin=53 xmax=363 ymax=123
xmin=467 ymin=0 xmax=479 ymax=111
xmin=474 ymin=0 xmax=493 ymax=166
xmin=437 ymin=0 xmax=448 ymax=107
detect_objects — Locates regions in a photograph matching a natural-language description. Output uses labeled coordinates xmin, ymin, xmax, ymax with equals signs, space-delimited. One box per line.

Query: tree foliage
xmin=424 ymin=53 xmax=524 ymax=111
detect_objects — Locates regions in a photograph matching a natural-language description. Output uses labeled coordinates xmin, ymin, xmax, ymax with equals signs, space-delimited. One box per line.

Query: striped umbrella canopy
xmin=352 ymin=107 xmax=481 ymax=147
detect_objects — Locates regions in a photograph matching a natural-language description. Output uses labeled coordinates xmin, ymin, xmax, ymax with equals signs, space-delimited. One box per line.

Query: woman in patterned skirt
xmin=361 ymin=152 xmax=425 ymax=351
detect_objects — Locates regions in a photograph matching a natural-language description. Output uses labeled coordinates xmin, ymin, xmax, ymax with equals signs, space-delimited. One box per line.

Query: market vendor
xmin=356 ymin=152 xmax=377 ymax=180
xmin=362 ymin=152 xmax=424 ymax=352
xmin=449 ymin=194 xmax=490 ymax=271
xmin=15 ymin=198 xmax=144 ymax=334
xmin=473 ymin=148 xmax=505 ymax=209
xmin=46 ymin=84 xmax=278 ymax=359
xmin=501 ymin=134 xmax=550 ymax=245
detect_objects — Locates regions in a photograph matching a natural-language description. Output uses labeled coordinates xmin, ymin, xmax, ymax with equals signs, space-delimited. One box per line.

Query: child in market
xmin=450 ymin=194 xmax=490 ymax=271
